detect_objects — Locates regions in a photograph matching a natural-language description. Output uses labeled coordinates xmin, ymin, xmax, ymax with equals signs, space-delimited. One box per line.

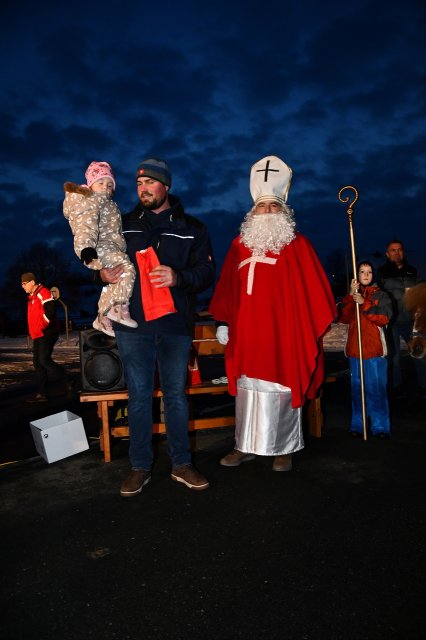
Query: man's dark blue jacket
xmin=116 ymin=194 xmax=215 ymax=336
xmin=377 ymin=259 xmax=418 ymax=325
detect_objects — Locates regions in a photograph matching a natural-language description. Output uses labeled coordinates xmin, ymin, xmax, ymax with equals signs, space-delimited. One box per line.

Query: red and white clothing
xmin=26 ymin=283 xmax=65 ymax=397
xmin=209 ymin=232 xmax=336 ymax=456
xmin=209 ymin=232 xmax=336 ymax=408
xmin=27 ymin=285 xmax=56 ymax=339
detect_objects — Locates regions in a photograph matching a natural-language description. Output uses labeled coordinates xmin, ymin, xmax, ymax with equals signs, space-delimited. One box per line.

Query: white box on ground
xmin=30 ymin=410 xmax=89 ymax=463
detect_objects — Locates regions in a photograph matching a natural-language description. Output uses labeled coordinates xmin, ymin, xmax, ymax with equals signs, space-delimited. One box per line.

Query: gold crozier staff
xmin=338 ymin=186 xmax=368 ymax=440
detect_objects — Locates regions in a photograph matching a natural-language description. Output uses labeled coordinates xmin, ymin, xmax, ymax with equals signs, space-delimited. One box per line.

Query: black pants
xmin=32 ymin=333 xmax=66 ymax=396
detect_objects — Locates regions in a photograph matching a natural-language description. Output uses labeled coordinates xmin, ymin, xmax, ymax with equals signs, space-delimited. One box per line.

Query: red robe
xmin=209 ymin=233 xmax=336 ymax=408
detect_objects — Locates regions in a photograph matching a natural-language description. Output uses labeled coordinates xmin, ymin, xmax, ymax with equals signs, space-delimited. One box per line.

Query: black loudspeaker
xmin=79 ymin=329 xmax=126 ymax=391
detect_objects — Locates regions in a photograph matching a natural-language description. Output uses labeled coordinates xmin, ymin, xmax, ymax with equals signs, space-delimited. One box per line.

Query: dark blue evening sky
xmin=1 ymin=0 xmax=425 ymax=286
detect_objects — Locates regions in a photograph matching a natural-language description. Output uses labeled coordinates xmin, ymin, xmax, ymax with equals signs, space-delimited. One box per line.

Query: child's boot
xmin=92 ymin=315 xmax=115 ymax=337
xmin=107 ymin=303 xmax=138 ymax=328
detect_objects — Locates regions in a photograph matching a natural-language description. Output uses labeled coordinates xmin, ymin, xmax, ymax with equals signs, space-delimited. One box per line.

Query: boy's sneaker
xmin=92 ymin=315 xmax=115 ymax=337
xmin=107 ymin=303 xmax=138 ymax=328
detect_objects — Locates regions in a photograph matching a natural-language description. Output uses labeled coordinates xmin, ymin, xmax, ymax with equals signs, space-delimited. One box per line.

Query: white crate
xmin=30 ymin=410 xmax=89 ymax=463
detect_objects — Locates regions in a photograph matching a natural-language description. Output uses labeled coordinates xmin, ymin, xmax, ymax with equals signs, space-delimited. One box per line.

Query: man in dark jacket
xmin=377 ymin=240 xmax=426 ymax=394
xmin=21 ymin=272 xmax=66 ymax=401
xmin=101 ymin=159 xmax=215 ymax=496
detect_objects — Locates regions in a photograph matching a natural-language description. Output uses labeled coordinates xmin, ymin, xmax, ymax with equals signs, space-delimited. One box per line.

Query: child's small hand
xmin=353 ymin=291 xmax=364 ymax=305
xmin=350 ymin=278 xmax=359 ymax=295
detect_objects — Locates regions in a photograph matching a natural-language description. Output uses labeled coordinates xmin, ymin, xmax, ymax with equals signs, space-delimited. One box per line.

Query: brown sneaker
xmin=120 ymin=469 xmax=151 ymax=497
xmin=272 ymin=454 xmax=292 ymax=472
xmin=220 ymin=449 xmax=256 ymax=467
xmin=171 ymin=464 xmax=209 ymax=491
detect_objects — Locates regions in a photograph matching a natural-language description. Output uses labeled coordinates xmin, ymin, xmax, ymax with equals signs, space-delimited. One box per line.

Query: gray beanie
xmin=136 ymin=158 xmax=171 ymax=187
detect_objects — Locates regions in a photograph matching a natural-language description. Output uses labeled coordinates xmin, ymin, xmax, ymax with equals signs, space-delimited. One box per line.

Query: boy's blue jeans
xmin=349 ymin=356 xmax=390 ymax=435
xmin=115 ymin=331 xmax=192 ymax=470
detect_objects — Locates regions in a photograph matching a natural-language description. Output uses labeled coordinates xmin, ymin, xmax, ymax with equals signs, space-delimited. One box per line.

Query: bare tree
xmin=0 ymin=242 xmax=93 ymax=323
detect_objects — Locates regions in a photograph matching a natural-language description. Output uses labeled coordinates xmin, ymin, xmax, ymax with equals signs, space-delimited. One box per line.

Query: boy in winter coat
xmin=63 ymin=161 xmax=137 ymax=336
xmin=339 ymin=261 xmax=392 ymax=438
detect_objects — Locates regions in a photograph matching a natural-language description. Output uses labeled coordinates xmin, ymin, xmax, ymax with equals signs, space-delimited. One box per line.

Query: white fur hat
xmin=250 ymin=155 xmax=292 ymax=205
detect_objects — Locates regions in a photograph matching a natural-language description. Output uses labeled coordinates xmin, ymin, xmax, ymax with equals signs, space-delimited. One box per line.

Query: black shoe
xmin=391 ymin=385 xmax=406 ymax=399
xmin=26 ymin=393 xmax=48 ymax=403
xmin=374 ymin=432 xmax=390 ymax=440
xmin=349 ymin=431 xmax=362 ymax=438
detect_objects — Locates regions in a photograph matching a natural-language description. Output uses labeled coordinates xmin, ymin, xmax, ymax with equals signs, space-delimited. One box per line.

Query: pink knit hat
xmin=85 ymin=161 xmax=116 ymax=190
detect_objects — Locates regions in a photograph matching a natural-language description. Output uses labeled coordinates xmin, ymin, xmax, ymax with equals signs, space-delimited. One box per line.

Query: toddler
xmin=63 ymin=161 xmax=137 ymax=336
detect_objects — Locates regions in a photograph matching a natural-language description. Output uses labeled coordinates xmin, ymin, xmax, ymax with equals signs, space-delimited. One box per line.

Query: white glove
xmin=216 ymin=325 xmax=229 ymax=345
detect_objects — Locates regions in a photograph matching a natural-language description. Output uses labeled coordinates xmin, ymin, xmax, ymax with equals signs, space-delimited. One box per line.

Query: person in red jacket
xmin=21 ymin=272 xmax=66 ymax=402
xmin=339 ymin=262 xmax=392 ymax=438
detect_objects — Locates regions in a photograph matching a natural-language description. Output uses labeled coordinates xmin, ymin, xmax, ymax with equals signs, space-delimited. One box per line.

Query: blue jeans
xmin=115 ymin=332 xmax=192 ymax=470
xmin=349 ymin=357 xmax=390 ymax=435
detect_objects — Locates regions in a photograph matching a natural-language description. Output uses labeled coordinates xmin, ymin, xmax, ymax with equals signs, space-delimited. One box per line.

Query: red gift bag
xmin=154 ymin=353 xmax=201 ymax=389
xmin=136 ymin=248 xmax=177 ymax=321
xmin=187 ymin=347 xmax=201 ymax=385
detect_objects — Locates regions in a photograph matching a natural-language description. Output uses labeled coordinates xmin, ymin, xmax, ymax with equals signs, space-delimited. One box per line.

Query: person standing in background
xmin=377 ymin=240 xmax=426 ymax=396
xmin=21 ymin=272 xmax=66 ymax=402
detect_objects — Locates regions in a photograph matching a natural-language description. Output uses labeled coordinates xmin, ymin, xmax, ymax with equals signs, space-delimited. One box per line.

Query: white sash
xmin=238 ymin=256 xmax=277 ymax=295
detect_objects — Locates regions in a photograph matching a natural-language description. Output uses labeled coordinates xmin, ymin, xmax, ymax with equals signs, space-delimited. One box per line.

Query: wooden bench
xmin=80 ymin=325 xmax=334 ymax=462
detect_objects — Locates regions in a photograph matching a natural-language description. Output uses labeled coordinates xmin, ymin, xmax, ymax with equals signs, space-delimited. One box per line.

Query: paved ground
xmin=1 ymin=350 xmax=425 ymax=639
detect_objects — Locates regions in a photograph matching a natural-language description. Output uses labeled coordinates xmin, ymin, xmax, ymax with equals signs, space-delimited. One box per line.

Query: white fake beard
xmin=240 ymin=206 xmax=296 ymax=256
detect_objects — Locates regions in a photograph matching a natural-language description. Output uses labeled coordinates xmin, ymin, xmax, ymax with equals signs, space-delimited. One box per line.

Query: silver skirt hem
xmin=235 ymin=376 xmax=304 ymax=456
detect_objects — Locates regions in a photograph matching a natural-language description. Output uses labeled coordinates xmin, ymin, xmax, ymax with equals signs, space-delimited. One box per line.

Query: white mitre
xmin=250 ymin=155 xmax=292 ymax=205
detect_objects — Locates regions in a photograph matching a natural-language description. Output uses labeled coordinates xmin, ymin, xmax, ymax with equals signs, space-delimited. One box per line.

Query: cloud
xmin=0 ymin=0 xmax=425 ymax=286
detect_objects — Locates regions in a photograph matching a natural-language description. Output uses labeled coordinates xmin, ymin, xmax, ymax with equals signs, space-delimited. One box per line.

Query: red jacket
xmin=27 ymin=285 xmax=56 ymax=339
xmin=339 ymin=285 xmax=391 ymax=358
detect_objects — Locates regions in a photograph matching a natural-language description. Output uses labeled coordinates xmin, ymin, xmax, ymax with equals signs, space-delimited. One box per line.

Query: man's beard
xmin=240 ymin=206 xmax=296 ymax=256
xmin=139 ymin=191 xmax=168 ymax=210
